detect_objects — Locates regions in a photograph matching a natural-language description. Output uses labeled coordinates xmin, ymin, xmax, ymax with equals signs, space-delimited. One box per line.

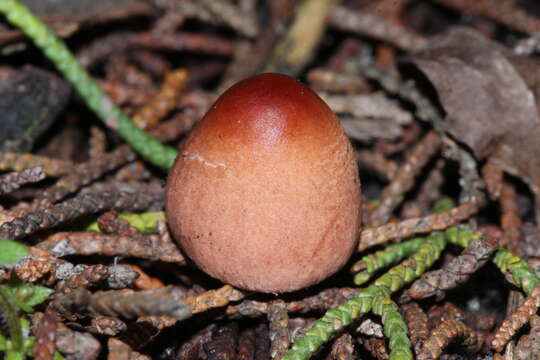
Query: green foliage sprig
xmin=374 ymin=298 xmax=413 ymax=360
xmin=0 ymin=0 xmax=179 ymax=169
xmin=0 ymin=240 xmax=54 ymax=359
xmin=284 ymin=231 xmax=447 ymax=360
xmin=85 ymin=211 xmax=166 ymax=234
xmin=444 ymin=226 xmax=540 ymax=296
xmin=353 ymin=237 xmax=425 ymax=285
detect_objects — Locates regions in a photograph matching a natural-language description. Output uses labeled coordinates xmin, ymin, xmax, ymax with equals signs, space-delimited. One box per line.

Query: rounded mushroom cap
xmin=166 ymin=73 xmax=361 ymax=293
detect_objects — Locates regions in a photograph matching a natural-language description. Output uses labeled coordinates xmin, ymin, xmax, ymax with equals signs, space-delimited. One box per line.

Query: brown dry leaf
xmin=405 ymin=27 xmax=540 ymax=214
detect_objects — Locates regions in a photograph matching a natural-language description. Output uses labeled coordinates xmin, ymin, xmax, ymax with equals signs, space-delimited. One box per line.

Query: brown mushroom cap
xmin=166 ymin=73 xmax=361 ymax=293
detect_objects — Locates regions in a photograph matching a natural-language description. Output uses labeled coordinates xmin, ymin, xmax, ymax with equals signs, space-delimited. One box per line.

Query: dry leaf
xmin=405 ymin=28 xmax=540 ymax=217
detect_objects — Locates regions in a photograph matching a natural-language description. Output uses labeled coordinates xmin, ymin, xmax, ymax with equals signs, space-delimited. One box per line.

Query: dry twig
xmin=268 ymin=300 xmax=290 ymax=360
xmin=417 ymin=319 xmax=479 ymax=360
xmin=0 ymin=181 xmax=164 ymax=239
xmin=492 ymin=283 xmax=540 ymax=352
xmin=0 ymin=167 xmax=45 ymax=195
xmin=368 ymin=131 xmax=441 ymax=226
xmin=401 ymin=235 xmax=497 ymax=301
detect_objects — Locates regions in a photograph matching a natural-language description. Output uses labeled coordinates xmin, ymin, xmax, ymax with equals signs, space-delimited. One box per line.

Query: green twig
xmin=352 ymin=237 xmax=425 ymax=286
xmin=0 ymin=0 xmax=178 ymax=170
xmin=283 ymin=285 xmax=388 ymax=360
xmin=284 ymin=232 xmax=447 ymax=360
xmin=493 ymin=249 xmax=539 ymax=296
xmin=373 ymin=298 xmax=413 ymax=360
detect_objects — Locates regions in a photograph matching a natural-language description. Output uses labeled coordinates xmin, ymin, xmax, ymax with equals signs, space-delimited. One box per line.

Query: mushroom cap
xmin=166 ymin=73 xmax=361 ymax=293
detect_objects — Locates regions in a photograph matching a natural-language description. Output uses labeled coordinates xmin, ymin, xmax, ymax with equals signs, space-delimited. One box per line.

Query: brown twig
xmin=148 ymin=111 xmax=199 ymax=142
xmin=14 ymin=247 xmax=66 ymax=284
xmin=55 ymin=264 xmax=110 ymax=293
xmin=307 ymin=68 xmax=369 ymax=94
xmin=132 ymin=68 xmax=189 ymax=130
xmin=268 ymin=300 xmax=290 ymax=360
xmin=32 ymin=309 xmax=60 ymax=360
xmin=482 ymin=158 xmax=503 ymax=200
xmin=99 ymin=79 xmax=151 ymax=107
xmin=0 ymin=181 xmax=164 ymax=239
xmin=185 ymin=285 xmax=245 ymax=315
xmin=227 ymin=287 xmax=357 ymax=318
xmin=113 ymin=162 xmax=152 ymax=182
xmin=264 ymin=0 xmax=336 ymax=76
xmin=78 ymin=30 xmax=234 ymax=68
xmin=431 ymin=0 xmax=540 ymax=34
xmin=492 ymin=283 xmax=540 ymax=352
xmin=54 ymin=286 xmax=191 ymax=320
xmin=500 ymin=180 xmax=522 ymax=253
xmin=368 ymin=131 xmax=442 ymax=226
xmin=0 ymin=153 xmax=73 ymax=177
xmin=56 ymin=323 xmax=101 ymax=360
xmin=0 ymin=167 xmax=45 ymax=195
xmin=328 ymin=5 xmax=427 ymax=51
xmin=417 ymin=319 xmax=479 ymax=360
xmin=38 ymin=230 xmax=185 ymax=263
xmin=320 ymin=93 xmax=412 ymax=127
xmin=358 ymin=202 xmax=478 ymax=251
xmin=401 ymin=302 xmax=429 ymax=354
xmin=199 ymin=0 xmax=258 ymax=38
xmin=88 ymin=126 xmax=107 ymax=159
xmin=514 ymin=314 xmax=540 ymax=360
xmin=37 ymin=145 xmax=135 ymax=203
xmin=356 ymin=150 xmax=398 ymax=180
xmin=400 ymin=235 xmax=497 ymax=301
xmin=412 ymin=158 xmax=445 ymax=213
xmin=375 ymin=122 xmax=423 ymax=156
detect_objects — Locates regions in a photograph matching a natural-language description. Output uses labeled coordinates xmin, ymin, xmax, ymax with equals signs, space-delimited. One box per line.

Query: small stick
xmin=359 ymin=202 xmax=478 ymax=251
xmin=0 ymin=153 xmax=73 ymax=177
xmin=356 ymin=150 xmax=398 ymax=180
xmin=368 ymin=131 xmax=441 ymax=227
xmin=132 ymin=68 xmax=189 ymax=130
xmin=38 ymin=230 xmax=185 ymax=263
xmin=401 ymin=302 xmax=429 ymax=355
xmin=37 ymin=145 xmax=135 ymax=203
xmin=328 ymin=5 xmax=427 ymax=51
xmin=500 ymin=181 xmax=522 ymax=253
xmin=432 ymin=0 xmax=540 ymax=34
xmin=268 ymin=300 xmax=290 ymax=360
xmin=492 ymin=283 xmax=540 ymax=352
xmin=417 ymin=319 xmax=479 ymax=360
xmin=0 ymin=167 xmax=45 ymax=195
xmin=400 ymin=235 xmax=497 ymax=301
xmin=88 ymin=126 xmax=107 ymax=159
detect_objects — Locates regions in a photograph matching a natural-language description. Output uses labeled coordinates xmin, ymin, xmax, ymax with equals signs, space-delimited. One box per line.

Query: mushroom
xmin=166 ymin=73 xmax=361 ymax=293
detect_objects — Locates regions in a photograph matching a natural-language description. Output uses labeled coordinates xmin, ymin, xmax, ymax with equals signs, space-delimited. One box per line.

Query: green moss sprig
xmin=0 ymin=240 xmax=54 ymax=359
